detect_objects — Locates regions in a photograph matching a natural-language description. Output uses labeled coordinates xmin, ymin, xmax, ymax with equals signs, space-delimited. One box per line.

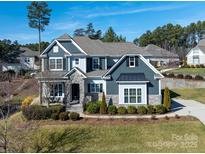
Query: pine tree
xmin=163 ymin=87 xmax=171 ymax=111
xmin=100 ymin=92 xmax=107 ymax=114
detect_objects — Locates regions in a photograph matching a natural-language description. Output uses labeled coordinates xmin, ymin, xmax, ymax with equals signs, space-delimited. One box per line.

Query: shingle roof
xmin=198 ymin=39 xmax=205 ymax=46
xmin=36 ymin=71 xmax=67 ymax=79
xmin=143 ymin=44 xmax=179 ymax=58
xmin=86 ymin=70 xmax=108 ymax=77
xmin=19 ymin=47 xmax=39 ymax=57
xmin=116 ymin=73 xmax=148 ymax=81
xmin=57 ymin=33 xmax=72 ymax=40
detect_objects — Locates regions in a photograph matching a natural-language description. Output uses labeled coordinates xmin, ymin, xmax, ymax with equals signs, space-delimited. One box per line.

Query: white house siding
xmin=20 ymin=57 xmax=38 ymax=70
xmin=187 ymin=48 xmax=205 ymax=65
xmin=71 ymin=56 xmax=86 ymax=72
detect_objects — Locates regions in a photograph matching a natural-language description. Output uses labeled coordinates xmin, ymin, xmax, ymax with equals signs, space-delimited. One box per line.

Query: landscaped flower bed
xmin=163 ymin=72 xmax=205 ymax=81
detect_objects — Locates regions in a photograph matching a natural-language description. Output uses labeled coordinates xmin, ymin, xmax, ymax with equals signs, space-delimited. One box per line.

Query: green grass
xmin=171 ymin=88 xmax=205 ymax=104
xmin=1 ymin=112 xmax=205 ymax=152
xmin=167 ymin=68 xmax=205 ymax=76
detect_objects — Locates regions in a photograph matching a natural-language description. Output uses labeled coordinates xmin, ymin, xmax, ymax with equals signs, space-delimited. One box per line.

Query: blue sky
xmin=0 ymin=1 xmax=205 ymax=44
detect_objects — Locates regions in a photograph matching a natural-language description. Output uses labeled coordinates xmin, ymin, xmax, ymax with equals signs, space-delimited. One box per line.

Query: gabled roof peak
xmin=57 ymin=33 xmax=72 ymax=40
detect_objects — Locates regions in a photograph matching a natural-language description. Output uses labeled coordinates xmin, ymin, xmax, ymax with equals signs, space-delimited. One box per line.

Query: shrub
xmin=108 ymin=105 xmax=117 ymax=115
xmin=51 ymin=113 xmax=59 ymax=120
xmin=22 ymin=105 xmax=52 ymax=120
xmin=164 ymin=116 xmax=169 ymax=120
xmin=176 ymin=74 xmax=184 ymax=79
xmin=185 ymin=75 xmax=192 ymax=79
xmin=175 ymin=114 xmax=180 ymax=119
xmin=137 ymin=106 xmax=147 ymax=115
xmin=190 ymin=65 xmax=195 ymax=68
xmin=167 ymin=73 xmax=175 ymax=78
xmin=86 ymin=102 xmax=100 ymax=114
xmin=200 ymin=64 xmax=205 ymax=68
xmin=100 ymin=92 xmax=107 ymax=114
xmin=147 ymin=105 xmax=155 ymax=114
xmin=49 ymin=105 xmax=66 ymax=114
xmin=155 ymin=105 xmax=167 ymax=114
xmin=59 ymin=112 xmax=69 ymax=121
xmin=70 ymin=112 xmax=80 ymax=121
xmin=117 ymin=106 xmax=127 ymax=114
xmin=151 ymin=115 xmax=157 ymax=120
xmin=127 ymin=106 xmax=137 ymax=114
xmin=163 ymin=87 xmax=171 ymax=111
xmin=195 ymin=75 xmax=204 ymax=80
xmin=195 ymin=64 xmax=200 ymax=68
xmin=21 ymin=96 xmax=33 ymax=109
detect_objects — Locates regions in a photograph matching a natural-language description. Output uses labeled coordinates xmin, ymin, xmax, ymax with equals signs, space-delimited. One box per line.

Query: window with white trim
xmin=129 ymin=56 xmax=135 ymax=67
xmin=49 ymin=58 xmax=63 ymax=70
xmin=123 ymin=88 xmax=141 ymax=103
xmin=93 ymin=58 xmax=100 ymax=70
xmin=50 ymin=83 xmax=63 ymax=97
xmin=75 ymin=58 xmax=79 ymax=65
xmin=24 ymin=57 xmax=30 ymax=63
xmin=53 ymin=46 xmax=59 ymax=53
xmin=88 ymin=83 xmax=103 ymax=93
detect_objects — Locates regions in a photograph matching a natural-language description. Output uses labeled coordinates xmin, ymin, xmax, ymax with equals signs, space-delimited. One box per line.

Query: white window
xmin=50 ymin=83 xmax=63 ymax=97
xmin=75 ymin=58 xmax=79 ymax=65
xmin=129 ymin=56 xmax=135 ymax=67
xmin=123 ymin=88 xmax=142 ymax=103
xmin=49 ymin=58 xmax=63 ymax=71
xmin=53 ymin=46 xmax=59 ymax=53
xmin=93 ymin=58 xmax=100 ymax=70
xmin=89 ymin=83 xmax=103 ymax=93
xmin=193 ymin=50 xmax=199 ymax=54
xmin=25 ymin=57 xmax=30 ymax=63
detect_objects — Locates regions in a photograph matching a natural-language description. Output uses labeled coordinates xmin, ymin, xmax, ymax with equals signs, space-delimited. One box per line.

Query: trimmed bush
xmin=167 ymin=73 xmax=175 ymax=78
xmin=163 ymin=87 xmax=171 ymax=111
xmin=49 ymin=105 xmax=66 ymax=114
xmin=51 ymin=113 xmax=59 ymax=120
xmin=200 ymin=64 xmax=205 ymax=68
xmin=22 ymin=105 xmax=52 ymax=120
xmin=190 ymin=65 xmax=195 ymax=68
xmin=185 ymin=75 xmax=192 ymax=79
xmin=176 ymin=74 xmax=184 ymax=79
xmin=86 ymin=102 xmax=100 ymax=114
xmin=195 ymin=64 xmax=200 ymax=68
xmin=137 ymin=106 xmax=147 ymax=115
xmin=155 ymin=105 xmax=167 ymax=114
xmin=127 ymin=106 xmax=137 ymax=114
xmin=59 ymin=112 xmax=69 ymax=121
xmin=117 ymin=106 xmax=127 ymax=114
xmin=195 ymin=75 xmax=204 ymax=80
xmin=70 ymin=112 xmax=80 ymax=121
xmin=108 ymin=105 xmax=117 ymax=115
xmin=100 ymin=92 xmax=107 ymax=114
xmin=147 ymin=105 xmax=155 ymax=114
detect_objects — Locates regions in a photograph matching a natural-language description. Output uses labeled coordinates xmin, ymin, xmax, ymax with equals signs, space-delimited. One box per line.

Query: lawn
xmin=167 ymin=68 xmax=205 ymax=76
xmin=1 ymin=112 xmax=205 ymax=152
xmin=171 ymin=88 xmax=205 ymax=104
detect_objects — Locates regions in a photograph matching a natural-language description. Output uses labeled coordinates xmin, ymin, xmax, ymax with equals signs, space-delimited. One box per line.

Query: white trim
xmin=116 ymin=81 xmax=149 ymax=83
xmin=64 ymin=67 xmax=87 ymax=78
xmin=105 ymin=57 xmax=107 ymax=70
xmin=49 ymin=57 xmax=63 ymax=71
xmin=92 ymin=57 xmax=100 ymax=70
xmin=71 ymin=39 xmax=88 ymax=55
xmin=119 ymin=83 xmax=147 ymax=105
xmin=86 ymin=79 xmax=106 ymax=95
xmin=56 ymin=40 xmax=72 ymax=55
xmin=129 ymin=56 xmax=135 ymax=67
xmin=159 ymin=79 xmax=161 ymax=96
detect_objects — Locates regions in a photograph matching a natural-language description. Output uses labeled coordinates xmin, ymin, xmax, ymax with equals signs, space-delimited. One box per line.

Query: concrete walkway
xmin=81 ymin=98 xmax=205 ymax=125
xmin=172 ymin=98 xmax=205 ymax=125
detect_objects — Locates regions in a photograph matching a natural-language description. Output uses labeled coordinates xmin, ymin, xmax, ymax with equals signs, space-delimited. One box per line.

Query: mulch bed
xmin=31 ymin=115 xmax=197 ymax=126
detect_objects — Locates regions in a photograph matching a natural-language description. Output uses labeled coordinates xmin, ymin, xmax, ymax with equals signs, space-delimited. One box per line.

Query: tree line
xmin=74 ymin=23 xmax=126 ymax=42
xmin=134 ymin=21 xmax=205 ymax=59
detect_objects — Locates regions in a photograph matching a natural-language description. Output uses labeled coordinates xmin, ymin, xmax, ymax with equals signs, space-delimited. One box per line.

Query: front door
xmin=72 ymin=84 xmax=79 ymax=101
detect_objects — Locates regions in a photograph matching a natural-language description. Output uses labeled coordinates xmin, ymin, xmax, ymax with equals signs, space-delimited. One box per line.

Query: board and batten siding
xmin=106 ymin=56 xmax=159 ymax=95
xmin=187 ymin=48 xmax=205 ymax=65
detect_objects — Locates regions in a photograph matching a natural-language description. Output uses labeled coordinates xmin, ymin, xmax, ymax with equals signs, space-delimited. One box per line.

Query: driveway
xmin=172 ymin=98 xmax=205 ymax=125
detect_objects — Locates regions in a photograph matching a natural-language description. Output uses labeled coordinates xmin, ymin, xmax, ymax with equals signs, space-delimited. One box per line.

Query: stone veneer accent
xmin=148 ymin=95 xmax=161 ymax=105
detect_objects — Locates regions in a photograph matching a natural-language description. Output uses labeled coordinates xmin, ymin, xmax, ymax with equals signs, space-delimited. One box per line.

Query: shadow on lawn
xmin=161 ymin=89 xmax=180 ymax=99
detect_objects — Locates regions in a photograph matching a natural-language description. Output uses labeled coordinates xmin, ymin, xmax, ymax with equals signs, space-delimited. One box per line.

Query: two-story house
xmin=37 ymin=34 xmax=164 ymax=110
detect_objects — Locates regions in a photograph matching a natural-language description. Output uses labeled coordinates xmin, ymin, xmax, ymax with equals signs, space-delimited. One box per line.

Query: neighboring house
xmin=142 ymin=44 xmax=179 ymax=66
xmin=19 ymin=47 xmax=40 ymax=70
xmin=36 ymin=34 xmax=164 ymax=110
xmin=0 ymin=47 xmax=40 ymax=72
xmin=186 ymin=39 xmax=205 ymax=65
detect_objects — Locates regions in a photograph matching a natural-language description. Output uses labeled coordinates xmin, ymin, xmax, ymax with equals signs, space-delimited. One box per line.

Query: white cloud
xmin=86 ymin=5 xmax=186 ymax=18
xmin=0 ymin=33 xmax=37 ymax=41
xmin=51 ymin=21 xmax=81 ymax=30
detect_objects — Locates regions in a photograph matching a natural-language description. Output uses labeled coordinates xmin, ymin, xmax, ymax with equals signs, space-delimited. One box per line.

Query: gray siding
xmin=59 ymin=41 xmax=82 ymax=54
xmin=106 ymin=56 xmax=159 ymax=95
